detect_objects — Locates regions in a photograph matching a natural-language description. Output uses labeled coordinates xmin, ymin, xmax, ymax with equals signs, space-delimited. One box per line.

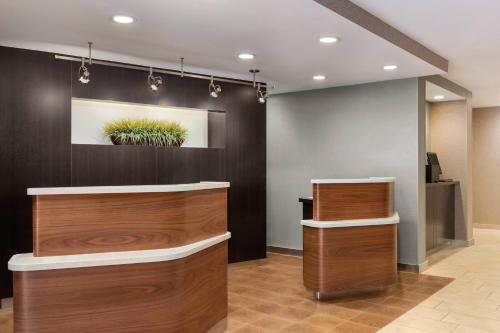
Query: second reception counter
xmin=9 ymin=182 xmax=230 ymax=333
xmin=302 ymin=177 xmax=399 ymax=300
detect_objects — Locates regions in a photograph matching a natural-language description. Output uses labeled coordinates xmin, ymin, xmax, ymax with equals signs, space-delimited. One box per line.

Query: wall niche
xmin=71 ymin=98 xmax=226 ymax=148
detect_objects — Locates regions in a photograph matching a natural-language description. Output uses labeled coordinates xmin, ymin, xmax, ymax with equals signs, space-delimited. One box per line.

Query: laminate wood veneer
xmin=313 ymin=183 xmax=394 ymax=221
xmin=33 ymin=188 xmax=227 ymax=256
xmin=14 ymin=242 xmax=228 ymax=333
xmin=303 ymin=225 xmax=397 ymax=294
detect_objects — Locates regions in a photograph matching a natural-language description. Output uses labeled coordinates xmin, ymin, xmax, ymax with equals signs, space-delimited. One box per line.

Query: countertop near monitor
xmin=426 ymin=181 xmax=459 ymax=188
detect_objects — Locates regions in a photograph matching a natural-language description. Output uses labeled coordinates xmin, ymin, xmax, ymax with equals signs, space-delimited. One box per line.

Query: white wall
xmin=71 ymin=98 xmax=208 ymax=147
xmin=267 ymin=78 xmax=424 ymax=265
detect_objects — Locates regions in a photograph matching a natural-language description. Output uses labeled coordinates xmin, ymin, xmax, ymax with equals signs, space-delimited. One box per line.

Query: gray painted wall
xmin=267 ymin=78 xmax=424 ymax=265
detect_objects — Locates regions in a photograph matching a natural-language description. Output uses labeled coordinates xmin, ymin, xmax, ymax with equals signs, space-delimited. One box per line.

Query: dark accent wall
xmin=0 ymin=46 xmax=266 ymax=298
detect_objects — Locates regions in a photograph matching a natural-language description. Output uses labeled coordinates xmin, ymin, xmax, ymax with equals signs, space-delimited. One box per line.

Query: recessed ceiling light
xmin=313 ymin=75 xmax=326 ymax=81
xmin=434 ymin=95 xmax=445 ymax=100
xmin=383 ymin=65 xmax=398 ymax=71
xmin=239 ymin=53 xmax=255 ymax=60
xmin=113 ymin=15 xmax=134 ymax=24
xmin=319 ymin=37 xmax=339 ymax=44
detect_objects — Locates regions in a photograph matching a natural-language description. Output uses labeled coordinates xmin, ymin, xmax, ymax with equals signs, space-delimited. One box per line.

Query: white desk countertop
xmin=27 ymin=181 xmax=230 ymax=196
xmin=301 ymin=212 xmax=400 ymax=228
xmin=311 ymin=177 xmax=395 ymax=184
xmin=9 ymin=232 xmax=231 ymax=271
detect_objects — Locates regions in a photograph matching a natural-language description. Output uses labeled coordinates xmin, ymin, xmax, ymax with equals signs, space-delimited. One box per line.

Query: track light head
xmin=257 ymin=83 xmax=267 ymax=104
xmin=78 ymin=42 xmax=93 ymax=84
xmin=209 ymin=76 xmax=222 ymax=98
xmin=148 ymin=67 xmax=163 ymax=91
xmin=78 ymin=58 xmax=90 ymax=84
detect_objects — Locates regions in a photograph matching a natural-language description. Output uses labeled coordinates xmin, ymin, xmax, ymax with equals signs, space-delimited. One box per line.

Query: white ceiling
xmin=426 ymin=82 xmax=464 ymax=103
xmin=351 ymin=0 xmax=500 ymax=108
xmin=0 ymin=0 xmax=444 ymax=94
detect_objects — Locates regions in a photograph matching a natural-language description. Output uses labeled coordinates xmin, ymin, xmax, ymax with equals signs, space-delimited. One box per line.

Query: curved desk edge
xmin=9 ymin=232 xmax=231 ymax=271
xmin=301 ymin=212 xmax=399 ymax=228
xmin=311 ymin=177 xmax=396 ymax=184
xmin=27 ymin=181 xmax=230 ymax=196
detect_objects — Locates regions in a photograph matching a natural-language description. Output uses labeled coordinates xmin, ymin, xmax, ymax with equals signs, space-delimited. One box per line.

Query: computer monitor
xmin=427 ymin=152 xmax=442 ymax=175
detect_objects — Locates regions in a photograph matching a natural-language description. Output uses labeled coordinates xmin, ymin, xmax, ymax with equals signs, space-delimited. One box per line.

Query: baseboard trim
xmin=451 ymin=238 xmax=475 ymax=247
xmin=267 ymin=246 xmax=303 ymax=257
xmin=474 ymin=223 xmax=500 ymax=230
xmin=398 ymin=260 xmax=429 ymax=273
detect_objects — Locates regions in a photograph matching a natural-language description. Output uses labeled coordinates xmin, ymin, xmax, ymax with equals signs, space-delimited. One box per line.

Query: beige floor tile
xmin=378 ymin=323 xmax=435 ymax=333
xmin=404 ymin=305 xmax=449 ymax=321
xmin=442 ymin=312 xmax=500 ymax=333
xmin=436 ymin=301 xmax=500 ymax=320
xmin=417 ymin=298 xmax=442 ymax=309
xmin=392 ymin=315 xmax=458 ymax=333
xmin=452 ymin=325 xmax=497 ymax=333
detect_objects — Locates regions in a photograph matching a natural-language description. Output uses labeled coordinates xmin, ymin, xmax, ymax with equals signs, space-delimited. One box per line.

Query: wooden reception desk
xmin=302 ymin=178 xmax=398 ymax=300
xmin=9 ymin=182 xmax=230 ymax=333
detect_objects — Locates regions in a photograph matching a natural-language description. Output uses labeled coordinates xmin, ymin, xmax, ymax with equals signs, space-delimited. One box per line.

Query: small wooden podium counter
xmin=9 ymin=182 xmax=230 ymax=333
xmin=302 ymin=178 xmax=399 ymax=300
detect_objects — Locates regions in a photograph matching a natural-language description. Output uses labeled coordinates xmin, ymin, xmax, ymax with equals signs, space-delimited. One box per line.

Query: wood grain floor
xmin=0 ymin=253 xmax=452 ymax=333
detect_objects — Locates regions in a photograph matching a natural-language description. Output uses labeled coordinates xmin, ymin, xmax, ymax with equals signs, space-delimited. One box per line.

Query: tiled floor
xmin=2 ymin=228 xmax=500 ymax=332
xmin=380 ymin=228 xmax=500 ymax=333
xmin=226 ymin=254 xmax=451 ymax=333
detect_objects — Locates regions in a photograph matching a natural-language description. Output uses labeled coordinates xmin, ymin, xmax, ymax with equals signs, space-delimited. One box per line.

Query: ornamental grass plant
xmin=104 ymin=119 xmax=188 ymax=147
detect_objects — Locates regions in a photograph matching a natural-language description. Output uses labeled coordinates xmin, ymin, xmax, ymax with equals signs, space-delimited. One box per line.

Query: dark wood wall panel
xmin=0 ymin=45 xmax=266 ymax=297
xmin=200 ymin=148 xmax=226 ymax=182
xmin=0 ymin=47 xmax=72 ymax=298
xmin=208 ymin=111 xmax=226 ymax=148
xmin=224 ymin=87 xmax=267 ymax=261
xmin=71 ymin=144 xmax=157 ymax=186
xmin=157 ymin=148 xmax=201 ymax=184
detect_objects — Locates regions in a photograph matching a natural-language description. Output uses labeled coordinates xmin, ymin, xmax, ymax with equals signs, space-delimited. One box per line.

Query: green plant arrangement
xmin=104 ymin=118 xmax=188 ymax=147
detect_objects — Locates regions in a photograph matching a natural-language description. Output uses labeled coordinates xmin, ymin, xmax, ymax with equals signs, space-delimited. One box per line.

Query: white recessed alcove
xmin=71 ymin=98 xmax=225 ymax=148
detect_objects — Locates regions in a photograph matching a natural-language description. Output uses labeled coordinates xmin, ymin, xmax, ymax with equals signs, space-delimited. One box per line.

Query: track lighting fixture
xmin=209 ymin=76 xmax=222 ymax=98
xmin=61 ymin=51 xmax=268 ymax=92
xmin=250 ymin=69 xmax=267 ymax=104
xmin=257 ymin=83 xmax=267 ymax=104
xmin=78 ymin=42 xmax=93 ymax=84
xmin=78 ymin=58 xmax=90 ymax=84
xmin=148 ymin=67 xmax=163 ymax=91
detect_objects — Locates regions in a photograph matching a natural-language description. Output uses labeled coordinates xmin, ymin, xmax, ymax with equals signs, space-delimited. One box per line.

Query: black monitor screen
xmin=427 ymin=152 xmax=442 ymax=174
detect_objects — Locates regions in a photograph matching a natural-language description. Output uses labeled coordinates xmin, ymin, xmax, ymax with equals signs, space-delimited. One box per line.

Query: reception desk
xmin=302 ymin=178 xmax=398 ymax=299
xmin=9 ymin=182 xmax=230 ymax=333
